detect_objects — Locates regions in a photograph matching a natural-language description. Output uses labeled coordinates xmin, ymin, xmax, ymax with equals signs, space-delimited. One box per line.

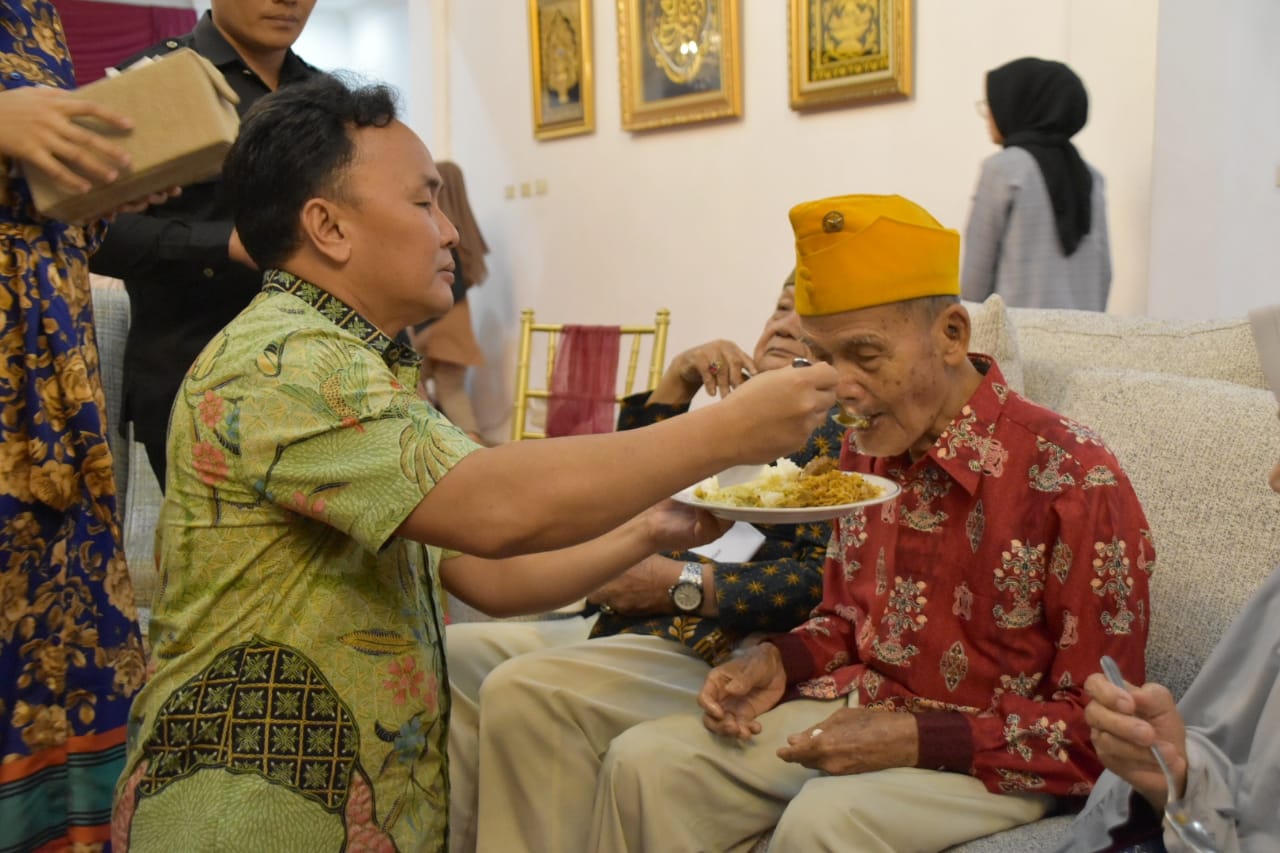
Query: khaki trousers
xmin=446 ymin=622 xmax=709 ymax=853
xmin=447 ymin=617 xmax=594 ymax=853
xmin=588 ymin=698 xmax=1054 ymax=853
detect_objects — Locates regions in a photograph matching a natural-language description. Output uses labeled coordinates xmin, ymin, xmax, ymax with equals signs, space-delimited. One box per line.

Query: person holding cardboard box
xmin=0 ymin=2 xmax=174 ymax=850
xmin=91 ymin=0 xmax=318 ymax=488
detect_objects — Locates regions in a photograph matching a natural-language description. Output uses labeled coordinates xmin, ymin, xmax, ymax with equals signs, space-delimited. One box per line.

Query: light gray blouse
xmin=1061 ymin=567 xmax=1280 ymax=852
xmin=961 ymin=147 xmax=1112 ymax=311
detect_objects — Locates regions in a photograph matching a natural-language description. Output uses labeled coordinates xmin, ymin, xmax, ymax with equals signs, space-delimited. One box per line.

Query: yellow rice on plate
xmin=692 ymin=458 xmax=881 ymax=509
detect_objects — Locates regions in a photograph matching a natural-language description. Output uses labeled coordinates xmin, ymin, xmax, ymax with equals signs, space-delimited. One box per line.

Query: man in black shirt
xmin=91 ymin=0 xmax=317 ymax=487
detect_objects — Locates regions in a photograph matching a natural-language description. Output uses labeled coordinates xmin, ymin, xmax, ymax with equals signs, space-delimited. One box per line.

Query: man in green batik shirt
xmin=110 ymin=75 xmax=838 ymax=852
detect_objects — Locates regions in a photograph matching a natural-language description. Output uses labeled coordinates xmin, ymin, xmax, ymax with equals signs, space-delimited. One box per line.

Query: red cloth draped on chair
xmin=545 ymin=325 xmax=622 ymax=437
xmin=58 ymin=0 xmax=197 ymax=85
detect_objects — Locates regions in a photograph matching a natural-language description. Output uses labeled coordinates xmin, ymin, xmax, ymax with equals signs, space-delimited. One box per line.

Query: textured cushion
xmin=947 ymin=814 xmax=1074 ymax=851
xmin=1056 ymin=368 xmax=1280 ymax=697
xmin=122 ymin=426 xmax=164 ymax=609
xmin=964 ymin=293 xmax=1024 ymax=395
xmin=1010 ymin=308 xmax=1267 ymax=411
xmin=89 ymin=275 xmax=130 ymax=500
xmin=753 ymin=813 xmax=1076 ymax=852
xmin=89 ymin=276 xmax=165 ymax=611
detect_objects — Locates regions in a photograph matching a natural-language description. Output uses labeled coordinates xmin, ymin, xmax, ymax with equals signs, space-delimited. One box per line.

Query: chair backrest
xmin=89 ymin=275 xmax=130 ymax=499
xmin=88 ymin=275 xmax=165 ymax=610
xmin=511 ymin=308 xmax=670 ymax=441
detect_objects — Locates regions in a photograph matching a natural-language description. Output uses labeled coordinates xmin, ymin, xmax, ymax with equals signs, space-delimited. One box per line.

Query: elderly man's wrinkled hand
xmin=587 ymin=555 xmax=682 ymax=617
xmin=699 ymin=643 xmax=786 ymax=739
xmin=777 ymin=707 xmax=918 ymax=775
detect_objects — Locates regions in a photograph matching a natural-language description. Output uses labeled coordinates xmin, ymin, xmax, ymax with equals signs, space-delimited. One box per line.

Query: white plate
xmin=673 ymin=467 xmax=901 ymax=523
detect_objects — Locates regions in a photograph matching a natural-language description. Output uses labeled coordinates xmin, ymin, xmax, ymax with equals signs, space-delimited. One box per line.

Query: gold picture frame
xmin=617 ymin=0 xmax=742 ymax=132
xmin=529 ymin=0 xmax=596 ymax=140
xmin=789 ymin=0 xmax=912 ymax=111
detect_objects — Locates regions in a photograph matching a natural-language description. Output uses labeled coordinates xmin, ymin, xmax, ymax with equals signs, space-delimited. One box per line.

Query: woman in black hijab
xmin=961 ymin=57 xmax=1112 ymax=311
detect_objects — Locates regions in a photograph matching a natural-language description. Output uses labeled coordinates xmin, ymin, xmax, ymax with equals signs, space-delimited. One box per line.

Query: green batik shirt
xmin=115 ymin=269 xmax=480 ymax=853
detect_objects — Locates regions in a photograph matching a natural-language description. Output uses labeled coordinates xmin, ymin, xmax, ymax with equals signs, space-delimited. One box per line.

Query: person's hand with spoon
xmin=1086 ymin=659 xmax=1187 ymax=812
xmin=1087 ymin=657 xmax=1220 ymax=852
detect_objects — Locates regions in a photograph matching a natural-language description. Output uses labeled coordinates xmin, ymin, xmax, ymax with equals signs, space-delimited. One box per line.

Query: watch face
xmin=672 ymin=582 xmax=702 ymax=612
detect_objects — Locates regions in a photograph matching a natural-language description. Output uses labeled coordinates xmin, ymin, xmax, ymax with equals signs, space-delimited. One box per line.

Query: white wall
xmin=1146 ymin=0 xmax=1280 ymax=320
xmin=443 ymin=0 xmax=1161 ymax=434
xmin=193 ymin=1 xmax=1280 ymax=437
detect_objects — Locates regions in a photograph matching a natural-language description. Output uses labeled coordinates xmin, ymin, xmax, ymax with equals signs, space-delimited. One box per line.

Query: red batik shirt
xmin=769 ymin=358 xmax=1153 ymax=798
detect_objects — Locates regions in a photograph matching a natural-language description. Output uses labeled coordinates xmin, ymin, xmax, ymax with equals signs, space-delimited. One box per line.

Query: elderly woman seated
xmin=446 ymin=270 xmax=847 ymax=852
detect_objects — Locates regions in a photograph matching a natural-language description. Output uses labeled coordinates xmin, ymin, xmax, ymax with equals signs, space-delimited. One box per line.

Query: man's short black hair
xmin=222 ymin=74 xmax=398 ymax=269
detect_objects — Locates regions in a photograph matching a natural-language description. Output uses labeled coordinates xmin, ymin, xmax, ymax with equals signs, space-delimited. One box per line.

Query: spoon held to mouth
xmin=791 ymin=358 xmax=872 ymax=430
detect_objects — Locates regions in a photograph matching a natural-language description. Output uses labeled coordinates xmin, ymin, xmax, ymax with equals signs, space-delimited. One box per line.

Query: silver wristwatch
xmin=669 ymin=561 xmax=704 ymax=614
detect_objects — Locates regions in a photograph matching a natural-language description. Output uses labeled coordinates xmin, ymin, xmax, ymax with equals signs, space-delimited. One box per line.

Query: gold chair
xmin=511 ymin=308 xmax=671 ymax=441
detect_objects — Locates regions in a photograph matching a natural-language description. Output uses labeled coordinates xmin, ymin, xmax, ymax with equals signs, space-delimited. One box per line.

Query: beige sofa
xmin=92 ymin=278 xmax=1280 ymax=850
xmin=91 ymin=277 xmax=165 ymax=613
xmin=953 ymin=297 xmax=1280 ymax=850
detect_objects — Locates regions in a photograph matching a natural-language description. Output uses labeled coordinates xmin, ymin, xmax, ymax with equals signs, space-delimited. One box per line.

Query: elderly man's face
xmin=212 ymin=0 xmax=315 ymax=54
xmin=802 ymin=302 xmax=957 ymax=459
xmin=751 ymin=284 xmax=809 ymax=373
xmin=337 ymin=120 xmax=460 ymax=328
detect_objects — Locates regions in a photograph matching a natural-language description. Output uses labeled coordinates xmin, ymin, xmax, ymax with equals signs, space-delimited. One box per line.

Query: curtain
xmin=56 ymin=0 xmax=197 ymax=85
xmin=545 ymin=326 xmax=622 ymax=438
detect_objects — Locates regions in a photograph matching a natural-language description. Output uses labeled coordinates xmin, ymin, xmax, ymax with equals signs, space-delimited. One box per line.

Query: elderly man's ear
xmin=300 ymin=197 xmax=352 ymax=264
xmin=938 ymin=305 xmax=972 ymax=362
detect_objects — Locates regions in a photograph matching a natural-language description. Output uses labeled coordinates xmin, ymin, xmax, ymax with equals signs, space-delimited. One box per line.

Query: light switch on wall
xmin=535 ymin=179 xmax=548 ymax=195
xmin=504 ymin=184 xmax=516 ymax=200
xmin=520 ymin=182 xmax=532 ymax=198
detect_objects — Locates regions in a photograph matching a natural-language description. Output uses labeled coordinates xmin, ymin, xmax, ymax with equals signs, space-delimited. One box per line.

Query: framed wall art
xmin=616 ymin=0 xmax=742 ymax=132
xmin=789 ymin=0 xmax=912 ymax=111
xmin=528 ymin=0 xmax=595 ymax=140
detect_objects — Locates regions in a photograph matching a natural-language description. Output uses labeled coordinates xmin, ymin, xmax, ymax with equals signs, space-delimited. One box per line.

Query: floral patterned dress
xmin=0 ymin=2 xmax=146 ymax=850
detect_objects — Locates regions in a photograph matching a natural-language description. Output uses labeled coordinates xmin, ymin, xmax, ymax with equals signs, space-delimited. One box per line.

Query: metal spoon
xmin=788 ymin=356 xmax=870 ymax=427
xmin=791 ymin=358 xmax=872 ymax=429
xmin=1099 ymin=656 xmax=1221 ymax=853
xmin=832 ymin=410 xmax=871 ymax=430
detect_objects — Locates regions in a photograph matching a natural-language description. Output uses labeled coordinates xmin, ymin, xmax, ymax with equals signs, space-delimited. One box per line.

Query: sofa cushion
xmin=1055 ymin=367 xmax=1280 ymax=698
xmin=90 ymin=275 xmax=130 ymax=500
xmin=965 ymin=294 xmax=1024 ymax=395
xmin=1010 ymin=308 xmax=1267 ymax=411
xmin=122 ymin=424 xmax=164 ymax=609
xmin=947 ymin=814 xmax=1074 ymax=851
xmin=89 ymin=276 xmax=164 ymax=612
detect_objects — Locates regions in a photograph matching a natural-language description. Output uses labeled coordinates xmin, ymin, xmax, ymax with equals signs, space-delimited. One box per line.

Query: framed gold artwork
xmin=616 ymin=0 xmax=742 ymax=132
xmin=528 ymin=0 xmax=595 ymax=140
xmin=789 ymin=0 xmax=912 ymax=111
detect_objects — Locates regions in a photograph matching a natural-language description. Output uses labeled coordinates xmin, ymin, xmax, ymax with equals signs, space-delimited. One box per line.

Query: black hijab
xmin=986 ymin=57 xmax=1093 ymax=256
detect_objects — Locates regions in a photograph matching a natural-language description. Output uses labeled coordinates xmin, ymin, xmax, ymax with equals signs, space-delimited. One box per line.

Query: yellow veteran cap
xmin=789 ymin=194 xmax=960 ymax=317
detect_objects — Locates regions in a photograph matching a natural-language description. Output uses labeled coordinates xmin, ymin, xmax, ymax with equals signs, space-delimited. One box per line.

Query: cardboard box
xmin=25 ymin=48 xmax=240 ymax=222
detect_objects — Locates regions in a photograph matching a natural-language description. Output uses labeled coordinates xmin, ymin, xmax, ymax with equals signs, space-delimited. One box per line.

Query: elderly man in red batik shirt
xmin=587 ymin=195 xmax=1154 ymax=853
